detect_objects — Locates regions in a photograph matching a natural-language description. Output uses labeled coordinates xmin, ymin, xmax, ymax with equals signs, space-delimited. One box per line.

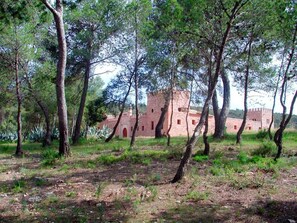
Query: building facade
xmin=98 ymin=90 xmax=273 ymax=138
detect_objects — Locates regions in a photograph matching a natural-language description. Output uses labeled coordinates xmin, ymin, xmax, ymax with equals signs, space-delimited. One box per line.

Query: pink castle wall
xmin=98 ymin=91 xmax=273 ymax=138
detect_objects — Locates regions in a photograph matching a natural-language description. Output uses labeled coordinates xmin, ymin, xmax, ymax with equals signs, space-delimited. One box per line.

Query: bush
xmin=251 ymin=141 xmax=277 ymax=157
xmin=237 ymin=151 xmax=250 ymax=164
xmin=256 ymin=130 xmax=268 ymax=139
xmin=0 ymin=132 xmax=17 ymax=142
xmin=86 ymin=126 xmax=111 ymax=140
xmin=41 ymin=149 xmax=60 ymax=166
xmin=28 ymin=127 xmax=44 ymax=142
xmin=193 ymin=154 xmax=209 ymax=162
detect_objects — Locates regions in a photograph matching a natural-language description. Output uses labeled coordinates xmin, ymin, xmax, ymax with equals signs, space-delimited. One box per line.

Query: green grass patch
xmin=185 ymin=190 xmax=209 ymax=201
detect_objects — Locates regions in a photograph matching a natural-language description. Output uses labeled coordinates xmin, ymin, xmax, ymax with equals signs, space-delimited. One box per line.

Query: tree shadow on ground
xmin=150 ymin=201 xmax=233 ymax=223
xmin=0 ymin=198 xmax=132 ymax=223
xmin=246 ymin=199 xmax=297 ymax=223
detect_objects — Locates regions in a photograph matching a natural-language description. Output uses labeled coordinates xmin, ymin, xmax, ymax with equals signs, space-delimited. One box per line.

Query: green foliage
xmin=33 ymin=177 xmax=47 ymax=187
xmin=0 ymin=132 xmax=17 ymax=142
xmin=193 ymin=154 xmax=208 ymax=162
xmin=256 ymin=130 xmax=269 ymax=140
xmin=95 ymin=182 xmax=107 ymax=198
xmin=251 ymin=141 xmax=277 ymax=157
xmin=41 ymin=149 xmax=60 ymax=166
xmin=28 ymin=126 xmax=44 ymax=142
xmin=65 ymin=191 xmax=77 ymax=198
xmin=86 ymin=126 xmax=111 ymax=140
xmin=237 ymin=151 xmax=250 ymax=164
xmin=12 ymin=179 xmax=26 ymax=193
xmin=97 ymin=154 xmax=125 ymax=165
xmin=185 ymin=190 xmax=209 ymax=201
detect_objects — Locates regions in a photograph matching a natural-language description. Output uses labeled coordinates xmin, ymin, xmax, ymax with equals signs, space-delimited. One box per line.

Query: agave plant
xmin=86 ymin=125 xmax=111 ymax=140
xmin=28 ymin=127 xmax=45 ymax=142
xmin=0 ymin=132 xmax=18 ymax=142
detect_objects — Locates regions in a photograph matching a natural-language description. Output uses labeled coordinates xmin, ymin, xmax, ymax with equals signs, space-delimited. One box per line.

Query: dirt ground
xmin=0 ymin=146 xmax=297 ymax=223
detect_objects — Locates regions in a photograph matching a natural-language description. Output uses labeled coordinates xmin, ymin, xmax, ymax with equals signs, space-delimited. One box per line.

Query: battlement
xmin=248 ymin=108 xmax=272 ymax=113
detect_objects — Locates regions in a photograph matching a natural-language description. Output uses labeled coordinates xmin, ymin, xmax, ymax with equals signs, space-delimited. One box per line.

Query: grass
xmin=0 ymin=132 xmax=297 ymax=222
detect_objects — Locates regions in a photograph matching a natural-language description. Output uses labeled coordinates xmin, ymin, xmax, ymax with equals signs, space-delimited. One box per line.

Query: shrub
xmin=237 ymin=151 xmax=250 ymax=164
xmin=193 ymin=154 xmax=209 ymax=162
xmin=41 ymin=149 xmax=60 ymax=166
xmin=28 ymin=126 xmax=44 ymax=142
xmin=0 ymin=132 xmax=17 ymax=142
xmin=251 ymin=141 xmax=277 ymax=157
xmin=256 ymin=130 xmax=268 ymax=139
xmin=86 ymin=126 xmax=111 ymax=140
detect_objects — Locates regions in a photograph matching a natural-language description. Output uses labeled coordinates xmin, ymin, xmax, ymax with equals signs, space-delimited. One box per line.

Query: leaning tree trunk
xmin=268 ymin=52 xmax=284 ymax=140
xmin=171 ymin=1 xmax=242 ymax=183
xmin=236 ymin=35 xmax=252 ymax=144
xmin=130 ymin=64 xmax=139 ymax=147
xmin=274 ymin=90 xmax=297 ymax=160
xmin=15 ymin=47 xmax=23 ymax=156
xmin=43 ymin=0 xmax=70 ymax=156
xmin=203 ymin=107 xmax=210 ymax=156
xmin=186 ymin=79 xmax=193 ymax=142
xmin=105 ymin=75 xmax=133 ymax=142
xmin=274 ymin=23 xmax=297 ymax=160
xmin=155 ymin=91 xmax=170 ymax=138
xmin=72 ymin=59 xmax=91 ymax=145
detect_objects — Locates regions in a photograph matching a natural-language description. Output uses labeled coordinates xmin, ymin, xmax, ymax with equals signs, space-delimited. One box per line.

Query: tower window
xmin=151 ymin=121 xmax=154 ymax=130
xmin=142 ymin=126 xmax=144 ymax=131
xmin=151 ymin=109 xmax=154 ymax=113
xmin=177 ymin=119 xmax=181 ymax=125
xmin=234 ymin=125 xmax=237 ymax=130
xmin=192 ymin=120 xmax=196 ymax=125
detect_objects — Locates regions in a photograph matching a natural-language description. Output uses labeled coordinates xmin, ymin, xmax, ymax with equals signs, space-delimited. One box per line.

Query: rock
xmin=28 ymin=196 xmax=42 ymax=203
xmin=45 ymin=192 xmax=54 ymax=197
xmin=0 ymin=193 xmax=8 ymax=198
xmin=287 ymin=219 xmax=296 ymax=223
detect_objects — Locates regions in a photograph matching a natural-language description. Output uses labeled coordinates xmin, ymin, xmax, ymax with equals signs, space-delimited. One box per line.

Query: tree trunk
xmin=186 ymin=79 xmax=193 ymax=142
xmin=236 ymin=35 xmax=252 ymax=144
xmin=15 ymin=47 xmax=23 ymax=156
xmin=43 ymin=0 xmax=70 ymax=156
xmin=130 ymin=66 xmax=139 ymax=147
xmin=105 ymin=75 xmax=133 ymax=142
xmin=167 ymin=91 xmax=174 ymax=147
xmin=274 ymin=90 xmax=297 ymax=160
xmin=213 ymin=68 xmax=230 ymax=139
xmin=274 ymin=23 xmax=297 ymax=159
xmin=72 ymin=60 xmax=91 ymax=145
xmin=203 ymin=107 xmax=210 ymax=156
xmin=171 ymin=1 xmax=242 ymax=183
xmin=155 ymin=91 xmax=170 ymax=138
xmin=212 ymin=90 xmax=220 ymax=137
xmin=268 ymin=52 xmax=284 ymax=140
xmin=217 ymin=68 xmax=230 ymax=138
xmin=24 ymin=66 xmax=52 ymax=147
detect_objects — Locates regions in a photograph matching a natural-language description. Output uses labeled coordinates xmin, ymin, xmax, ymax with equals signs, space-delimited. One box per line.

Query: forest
xmin=0 ymin=0 xmax=296 ymax=222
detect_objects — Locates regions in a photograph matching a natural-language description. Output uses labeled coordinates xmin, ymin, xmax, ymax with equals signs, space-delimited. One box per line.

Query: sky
xmin=95 ymin=64 xmax=296 ymax=115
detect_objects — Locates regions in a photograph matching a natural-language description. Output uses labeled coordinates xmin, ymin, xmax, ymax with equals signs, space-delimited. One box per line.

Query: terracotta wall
xmin=98 ymin=91 xmax=273 ymax=138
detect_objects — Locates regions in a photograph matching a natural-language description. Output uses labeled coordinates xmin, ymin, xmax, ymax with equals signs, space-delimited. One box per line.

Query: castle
xmin=98 ymin=90 xmax=273 ymax=138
